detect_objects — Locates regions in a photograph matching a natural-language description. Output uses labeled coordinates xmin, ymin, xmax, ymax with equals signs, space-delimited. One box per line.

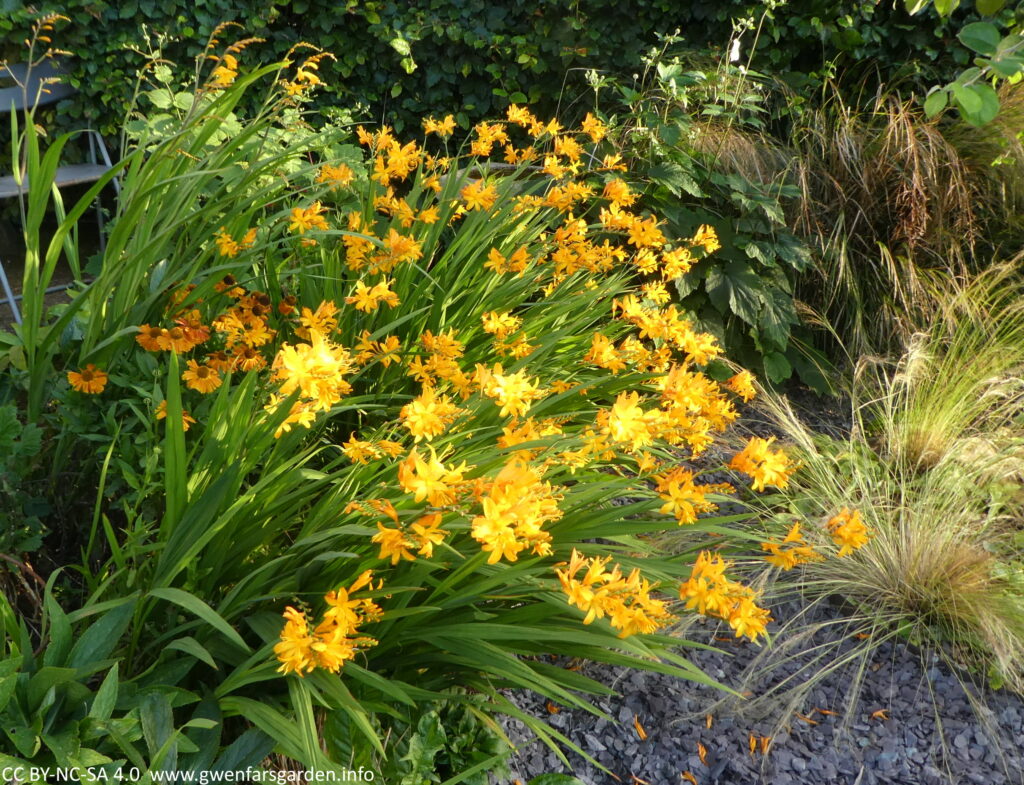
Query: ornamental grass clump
xmin=3 ymin=41 xmax=861 ymax=774
xmin=729 ymin=267 xmax=1024 ymax=760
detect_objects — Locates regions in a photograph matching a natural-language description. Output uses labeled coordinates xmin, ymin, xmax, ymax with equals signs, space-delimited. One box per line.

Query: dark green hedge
xmin=3 ymin=1 xmax=1012 ymax=138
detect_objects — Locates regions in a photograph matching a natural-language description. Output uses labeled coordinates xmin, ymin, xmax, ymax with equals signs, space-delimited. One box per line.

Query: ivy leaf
xmin=774 ymin=233 xmax=812 ymax=272
xmin=743 ymin=240 xmax=769 ymax=266
xmin=658 ymin=122 xmax=682 ymax=146
xmin=674 ymin=269 xmax=702 ymax=298
xmin=933 ymin=0 xmax=962 ymax=15
xmin=790 ymin=345 xmax=834 ymax=395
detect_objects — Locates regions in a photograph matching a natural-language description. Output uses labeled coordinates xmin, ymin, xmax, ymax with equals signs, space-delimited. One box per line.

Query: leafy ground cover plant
xmin=0 ymin=37 xmax=872 ymax=779
xmin=726 ymin=266 xmax=1024 ymax=770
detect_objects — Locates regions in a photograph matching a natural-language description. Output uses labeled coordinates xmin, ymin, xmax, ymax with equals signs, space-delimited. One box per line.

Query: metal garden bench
xmin=0 ymin=58 xmax=118 ymax=324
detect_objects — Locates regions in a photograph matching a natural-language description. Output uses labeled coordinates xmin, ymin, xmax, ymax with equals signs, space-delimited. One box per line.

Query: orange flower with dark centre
xmin=234 ymin=345 xmax=266 ymax=372
xmin=182 ymin=359 xmax=222 ymax=393
xmin=206 ymin=351 xmax=232 ymax=372
xmin=67 ymin=364 xmax=108 ymax=394
xmin=136 ymin=324 xmax=165 ymax=352
xmin=278 ymin=295 xmax=297 ymax=316
xmin=157 ymin=326 xmax=196 ymax=353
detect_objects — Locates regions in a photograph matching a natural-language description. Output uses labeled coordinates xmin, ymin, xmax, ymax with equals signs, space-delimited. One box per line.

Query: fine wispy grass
xmin=719 ymin=266 xmax=1024 ymax=775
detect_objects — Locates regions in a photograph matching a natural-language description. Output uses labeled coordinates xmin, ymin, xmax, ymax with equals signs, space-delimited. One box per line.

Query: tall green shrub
xmin=3 ymin=1 xmax=1019 ymax=139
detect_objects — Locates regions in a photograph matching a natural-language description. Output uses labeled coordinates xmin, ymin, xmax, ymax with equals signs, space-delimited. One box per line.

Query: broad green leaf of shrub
xmin=958 ymin=22 xmax=1001 ymax=55
xmin=924 ymin=87 xmax=949 ymax=117
xmin=952 ymin=82 xmax=1001 ymax=125
xmin=647 ymin=160 xmax=704 ymax=198
xmin=762 ymin=351 xmax=793 ymax=383
xmin=975 ymin=0 xmax=1007 ymax=15
xmin=760 ymin=287 xmax=799 ymax=350
xmin=706 ymin=261 xmax=765 ymax=326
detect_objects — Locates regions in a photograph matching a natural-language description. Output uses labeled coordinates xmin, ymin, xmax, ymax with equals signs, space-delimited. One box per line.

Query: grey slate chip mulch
xmin=498 ymin=610 xmax=1024 ymax=785
xmin=497 ymin=389 xmax=1024 ymax=785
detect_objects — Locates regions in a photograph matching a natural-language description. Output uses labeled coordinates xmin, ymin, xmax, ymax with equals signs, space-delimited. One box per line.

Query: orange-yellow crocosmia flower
xmin=423 ymin=114 xmax=456 ymax=137
xmin=341 ymin=433 xmax=379 ymax=465
xmin=214 ymin=228 xmax=240 ymax=257
xmin=725 ymin=370 xmax=757 ymax=402
xmin=397 ymin=448 xmax=468 ymax=507
xmin=410 ymin=512 xmax=447 ymax=557
xmin=372 ymin=523 xmax=417 ymax=565
xmin=679 ymin=551 xmax=772 ymax=642
xmin=271 ymin=328 xmax=355 ymax=412
xmin=729 ymin=436 xmax=797 ymax=492
xmin=400 ymin=385 xmax=461 ymax=442
xmin=288 ymin=201 xmax=329 ymax=234
xmin=471 ymin=460 xmax=562 ymax=564
xmin=67 ymin=364 xmax=108 ymax=394
xmin=345 ymin=280 xmax=381 ymax=312
xmin=693 ymin=224 xmax=721 ymax=253
xmin=826 ymin=508 xmax=872 ymax=557
xmin=209 ymin=55 xmax=238 ymax=88
xmin=479 ymin=365 xmax=543 ymax=418
xmin=296 ymin=300 xmax=339 ymax=338
xmin=760 ymin=522 xmax=820 ymax=570
xmin=727 ymin=596 xmax=772 ymax=643
xmin=602 ymin=178 xmax=636 ymax=207
xmin=275 ymin=571 xmax=380 ymax=677
xmin=584 ymin=333 xmax=626 ymax=373
xmin=460 ymin=180 xmax=499 ymax=212
xmin=654 ymin=467 xmax=730 ymax=525
xmin=317 ymin=163 xmax=355 ymax=189
xmin=580 ymin=112 xmax=607 ymax=143
xmin=555 ymin=549 xmax=674 ymax=637
xmin=274 ymin=606 xmax=316 ymax=676
xmin=481 ymin=310 xmax=522 ymax=339
xmin=603 ymin=391 xmax=654 ymax=450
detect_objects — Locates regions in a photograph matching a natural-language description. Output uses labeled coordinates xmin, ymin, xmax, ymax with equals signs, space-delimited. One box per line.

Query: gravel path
xmin=496 ymin=389 xmax=1024 ymax=785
